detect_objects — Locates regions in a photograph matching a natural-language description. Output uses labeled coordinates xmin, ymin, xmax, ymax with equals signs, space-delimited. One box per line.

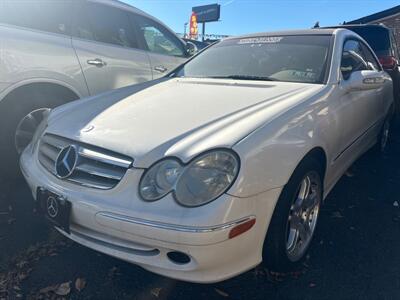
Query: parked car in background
xmin=20 ymin=29 xmax=393 ymax=283
xmin=182 ymin=38 xmax=210 ymax=51
xmin=0 ymin=0 xmax=193 ymax=179
xmin=324 ymin=24 xmax=400 ymax=115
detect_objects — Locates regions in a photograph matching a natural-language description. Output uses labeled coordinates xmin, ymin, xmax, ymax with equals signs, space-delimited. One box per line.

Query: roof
xmin=323 ymin=24 xmax=390 ymax=31
xmin=228 ymin=29 xmax=336 ymax=40
xmin=347 ymin=5 xmax=400 ymax=24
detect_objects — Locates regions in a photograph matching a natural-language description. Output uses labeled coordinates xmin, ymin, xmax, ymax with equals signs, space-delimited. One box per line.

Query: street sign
xmin=189 ymin=12 xmax=198 ymax=39
xmin=192 ymin=4 xmax=221 ymax=23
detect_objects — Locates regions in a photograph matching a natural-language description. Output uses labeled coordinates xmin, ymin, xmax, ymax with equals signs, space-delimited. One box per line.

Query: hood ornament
xmin=55 ymin=145 xmax=78 ymax=179
xmin=82 ymin=125 xmax=95 ymax=133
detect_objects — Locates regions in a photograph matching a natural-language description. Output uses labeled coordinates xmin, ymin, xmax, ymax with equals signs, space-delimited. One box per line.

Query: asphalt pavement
xmin=1 ymin=123 xmax=400 ymax=300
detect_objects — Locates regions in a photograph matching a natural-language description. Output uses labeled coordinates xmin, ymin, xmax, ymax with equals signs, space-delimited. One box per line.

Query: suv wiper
xmin=208 ymin=75 xmax=278 ymax=81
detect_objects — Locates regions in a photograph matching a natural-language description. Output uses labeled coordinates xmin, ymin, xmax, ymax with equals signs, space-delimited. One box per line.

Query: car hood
xmin=46 ymin=78 xmax=324 ymax=168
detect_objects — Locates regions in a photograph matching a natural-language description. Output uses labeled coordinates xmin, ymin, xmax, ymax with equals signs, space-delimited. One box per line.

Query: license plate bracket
xmin=37 ymin=188 xmax=71 ymax=234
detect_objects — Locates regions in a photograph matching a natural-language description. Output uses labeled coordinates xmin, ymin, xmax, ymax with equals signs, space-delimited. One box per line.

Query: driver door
xmin=338 ymin=39 xmax=383 ymax=160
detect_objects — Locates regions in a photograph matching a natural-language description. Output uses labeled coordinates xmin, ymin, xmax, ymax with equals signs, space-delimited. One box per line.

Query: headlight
xmin=175 ymin=150 xmax=240 ymax=207
xmin=139 ymin=150 xmax=240 ymax=207
xmin=139 ymin=159 xmax=183 ymax=201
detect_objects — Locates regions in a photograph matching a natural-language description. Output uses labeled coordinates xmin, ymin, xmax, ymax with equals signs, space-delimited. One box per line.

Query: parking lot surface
xmin=1 ymin=123 xmax=400 ymax=300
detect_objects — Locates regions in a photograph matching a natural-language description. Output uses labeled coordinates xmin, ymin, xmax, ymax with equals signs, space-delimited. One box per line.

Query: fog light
xmin=167 ymin=251 xmax=191 ymax=265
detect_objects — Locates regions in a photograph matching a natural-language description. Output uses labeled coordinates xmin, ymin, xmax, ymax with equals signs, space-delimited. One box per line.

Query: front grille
xmin=38 ymin=134 xmax=133 ymax=190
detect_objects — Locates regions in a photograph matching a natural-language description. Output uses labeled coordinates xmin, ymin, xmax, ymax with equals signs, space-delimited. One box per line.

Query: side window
xmin=134 ymin=15 xmax=185 ymax=57
xmin=74 ymin=3 xmax=139 ymax=49
xmin=360 ymin=43 xmax=381 ymax=71
xmin=1 ymin=1 xmax=71 ymax=35
xmin=341 ymin=40 xmax=368 ymax=80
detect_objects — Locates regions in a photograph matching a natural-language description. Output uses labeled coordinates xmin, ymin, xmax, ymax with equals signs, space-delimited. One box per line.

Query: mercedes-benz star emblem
xmin=55 ymin=145 xmax=78 ymax=179
xmin=46 ymin=196 xmax=59 ymax=218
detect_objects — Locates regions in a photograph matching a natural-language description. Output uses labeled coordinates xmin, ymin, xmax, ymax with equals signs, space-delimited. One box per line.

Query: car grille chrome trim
xmin=78 ymin=148 xmax=132 ymax=168
xmin=38 ymin=134 xmax=133 ymax=190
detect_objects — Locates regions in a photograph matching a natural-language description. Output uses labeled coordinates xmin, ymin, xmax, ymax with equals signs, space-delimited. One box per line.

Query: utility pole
xmin=184 ymin=22 xmax=188 ymax=38
xmin=202 ymin=22 xmax=205 ymax=42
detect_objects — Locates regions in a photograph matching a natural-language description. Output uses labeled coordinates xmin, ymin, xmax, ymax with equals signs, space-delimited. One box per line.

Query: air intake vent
xmin=38 ymin=134 xmax=132 ymax=190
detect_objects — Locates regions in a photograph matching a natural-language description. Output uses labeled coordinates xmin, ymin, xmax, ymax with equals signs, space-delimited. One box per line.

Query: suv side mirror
xmin=344 ymin=70 xmax=385 ymax=91
xmin=185 ymin=41 xmax=198 ymax=57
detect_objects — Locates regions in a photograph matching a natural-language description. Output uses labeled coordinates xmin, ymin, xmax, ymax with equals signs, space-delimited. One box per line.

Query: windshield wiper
xmin=208 ymin=75 xmax=278 ymax=82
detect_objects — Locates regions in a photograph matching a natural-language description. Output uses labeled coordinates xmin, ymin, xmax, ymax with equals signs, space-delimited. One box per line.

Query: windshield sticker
xmin=292 ymin=70 xmax=317 ymax=80
xmin=238 ymin=37 xmax=283 ymax=45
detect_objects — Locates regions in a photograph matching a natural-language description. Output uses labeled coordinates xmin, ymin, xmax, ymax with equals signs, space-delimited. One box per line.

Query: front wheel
xmin=376 ymin=117 xmax=391 ymax=154
xmin=263 ymin=158 xmax=323 ymax=272
xmin=0 ymin=86 xmax=78 ymax=180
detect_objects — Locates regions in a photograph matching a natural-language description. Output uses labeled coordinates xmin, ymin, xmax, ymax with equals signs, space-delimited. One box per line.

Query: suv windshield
xmin=175 ymin=35 xmax=332 ymax=84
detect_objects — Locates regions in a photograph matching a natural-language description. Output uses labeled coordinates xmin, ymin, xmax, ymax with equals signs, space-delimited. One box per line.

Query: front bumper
xmin=20 ymin=146 xmax=282 ymax=283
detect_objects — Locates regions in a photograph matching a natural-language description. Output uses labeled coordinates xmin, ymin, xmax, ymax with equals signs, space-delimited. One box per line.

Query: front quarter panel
xmin=229 ymin=85 xmax=337 ymax=198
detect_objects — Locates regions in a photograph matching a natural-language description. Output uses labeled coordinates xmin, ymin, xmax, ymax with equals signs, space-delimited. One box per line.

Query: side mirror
xmin=185 ymin=41 xmax=198 ymax=57
xmin=343 ymin=70 xmax=385 ymax=91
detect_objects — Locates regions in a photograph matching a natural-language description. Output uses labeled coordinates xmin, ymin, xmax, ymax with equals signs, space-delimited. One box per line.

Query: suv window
xmin=360 ymin=43 xmax=381 ymax=71
xmin=73 ymin=2 xmax=139 ymax=49
xmin=351 ymin=27 xmax=391 ymax=56
xmin=1 ymin=1 xmax=71 ymax=35
xmin=134 ymin=15 xmax=185 ymax=57
xmin=341 ymin=40 xmax=369 ymax=80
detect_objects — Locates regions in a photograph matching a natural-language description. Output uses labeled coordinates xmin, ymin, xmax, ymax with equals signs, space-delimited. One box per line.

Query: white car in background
xmin=20 ymin=29 xmax=393 ymax=283
xmin=0 ymin=0 xmax=193 ymax=179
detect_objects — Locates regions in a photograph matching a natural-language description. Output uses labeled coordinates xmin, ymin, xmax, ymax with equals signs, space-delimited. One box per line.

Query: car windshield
xmin=175 ymin=35 xmax=332 ymax=84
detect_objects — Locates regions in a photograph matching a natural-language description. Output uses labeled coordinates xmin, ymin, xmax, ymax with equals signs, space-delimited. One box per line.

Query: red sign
xmin=189 ymin=12 xmax=198 ymax=39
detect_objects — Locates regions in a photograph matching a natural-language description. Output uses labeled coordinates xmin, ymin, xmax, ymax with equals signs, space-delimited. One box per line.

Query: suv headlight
xmin=139 ymin=150 xmax=240 ymax=207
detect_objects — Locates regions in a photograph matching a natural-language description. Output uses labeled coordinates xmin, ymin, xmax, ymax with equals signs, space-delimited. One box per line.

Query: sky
xmin=124 ymin=0 xmax=400 ymax=36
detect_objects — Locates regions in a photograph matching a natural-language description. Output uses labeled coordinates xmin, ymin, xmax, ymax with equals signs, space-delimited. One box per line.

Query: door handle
xmin=87 ymin=58 xmax=107 ymax=67
xmin=154 ymin=65 xmax=168 ymax=73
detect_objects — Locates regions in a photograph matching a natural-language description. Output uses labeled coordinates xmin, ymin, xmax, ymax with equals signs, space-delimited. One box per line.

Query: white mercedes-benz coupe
xmin=20 ymin=29 xmax=393 ymax=283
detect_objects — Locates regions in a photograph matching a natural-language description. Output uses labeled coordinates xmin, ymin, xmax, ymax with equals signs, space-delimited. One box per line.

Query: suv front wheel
xmin=14 ymin=108 xmax=52 ymax=155
xmin=0 ymin=85 xmax=78 ymax=180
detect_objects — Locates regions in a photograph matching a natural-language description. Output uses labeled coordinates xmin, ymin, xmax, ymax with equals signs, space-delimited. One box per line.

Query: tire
xmin=0 ymin=85 xmax=78 ymax=181
xmin=263 ymin=157 xmax=323 ymax=272
xmin=374 ymin=115 xmax=392 ymax=155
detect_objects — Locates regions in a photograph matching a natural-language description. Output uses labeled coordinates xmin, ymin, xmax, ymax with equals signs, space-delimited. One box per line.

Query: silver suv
xmin=0 ymin=0 xmax=192 ymax=178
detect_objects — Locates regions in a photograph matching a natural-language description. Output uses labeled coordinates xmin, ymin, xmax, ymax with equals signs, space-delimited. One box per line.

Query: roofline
xmin=347 ymin=5 xmax=400 ymax=24
xmin=323 ymin=24 xmax=390 ymax=31
xmin=88 ymin=0 xmax=155 ymax=18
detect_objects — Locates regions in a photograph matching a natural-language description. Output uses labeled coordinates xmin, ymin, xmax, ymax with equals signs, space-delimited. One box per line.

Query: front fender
xmin=0 ymin=76 xmax=87 ymax=104
xmin=229 ymin=89 xmax=335 ymax=198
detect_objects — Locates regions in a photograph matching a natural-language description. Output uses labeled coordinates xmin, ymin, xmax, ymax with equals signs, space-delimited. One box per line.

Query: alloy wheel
xmin=15 ymin=108 xmax=51 ymax=155
xmin=286 ymin=171 xmax=321 ymax=262
xmin=380 ymin=119 xmax=390 ymax=153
